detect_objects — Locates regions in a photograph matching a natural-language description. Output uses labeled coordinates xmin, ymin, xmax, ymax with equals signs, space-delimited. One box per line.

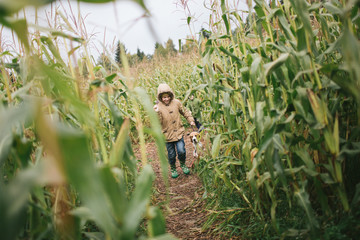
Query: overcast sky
xmin=62 ymin=0 xmax=223 ymax=57
xmin=79 ymin=0 xmax=250 ymax=56
xmin=78 ymin=0 xmax=213 ymax=55
xmin=1 ymin=0 xmax=249 ymax=58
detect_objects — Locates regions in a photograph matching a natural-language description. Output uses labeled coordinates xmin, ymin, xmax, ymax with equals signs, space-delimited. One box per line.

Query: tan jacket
xmin=156 ymin=83 xmax=194 ymax=142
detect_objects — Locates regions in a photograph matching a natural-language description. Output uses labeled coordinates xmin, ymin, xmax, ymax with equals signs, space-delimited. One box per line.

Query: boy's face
xmin=162 ymin=94 xmax=171 ymax=105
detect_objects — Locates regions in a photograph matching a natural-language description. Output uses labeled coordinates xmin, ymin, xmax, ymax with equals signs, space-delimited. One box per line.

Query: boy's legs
xmin=166 ymin=142 xmax=178 ymax=178
xmin=166 ymin=141 xmax=176 ymax=166
xmin=175 ymin=138 xmax=190 ymax=174
xmin=175 ymin=137 xmax=186 ymax=163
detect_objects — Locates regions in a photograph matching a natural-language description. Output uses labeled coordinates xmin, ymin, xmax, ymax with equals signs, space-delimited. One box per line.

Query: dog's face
xmin=189 ymin=132 xmax=199 ymax=144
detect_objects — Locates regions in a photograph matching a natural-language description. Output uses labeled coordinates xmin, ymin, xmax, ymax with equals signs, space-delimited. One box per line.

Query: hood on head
xmin=157 ymin=83 xmax=174 ymax=102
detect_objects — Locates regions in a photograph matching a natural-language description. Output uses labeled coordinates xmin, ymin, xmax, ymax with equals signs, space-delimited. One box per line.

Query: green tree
xmin=154 ymin=42 xmax=166 ymax=58
xmin=136 ymin=48 xmax=145 ymax=62
xmin=115 ymin=41 xmax=127 ymax=66
xmin=165 ymin=38 xmax=177 ymax=56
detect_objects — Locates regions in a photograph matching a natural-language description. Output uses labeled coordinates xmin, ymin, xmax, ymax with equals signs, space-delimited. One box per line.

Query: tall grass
xmin=188 ymin=0 xmax=360 ymax=238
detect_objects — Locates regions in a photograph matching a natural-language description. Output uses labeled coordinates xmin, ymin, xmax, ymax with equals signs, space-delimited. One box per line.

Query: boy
xmin=154 ymin=83 xmax=195 ymax=178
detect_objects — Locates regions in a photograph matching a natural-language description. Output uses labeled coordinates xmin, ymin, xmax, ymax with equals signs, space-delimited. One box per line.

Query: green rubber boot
xmin=170 ymin=166 xmax=179 ymax=178
xmin=180 ymin=163 xmax=190 ymax=175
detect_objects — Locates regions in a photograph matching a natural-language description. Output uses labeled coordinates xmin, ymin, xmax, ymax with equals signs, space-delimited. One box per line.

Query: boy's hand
xmin=190 ymin=122 xmax=195 ymax=126
xmin=153 ymin=105 xmax=159 ymax=112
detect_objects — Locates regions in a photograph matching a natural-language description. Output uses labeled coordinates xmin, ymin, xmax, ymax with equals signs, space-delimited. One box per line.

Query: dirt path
xmin=135 ymin=129 xmax=212 ymax=239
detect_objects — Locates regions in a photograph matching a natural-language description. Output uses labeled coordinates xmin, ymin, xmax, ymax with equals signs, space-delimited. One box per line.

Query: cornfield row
xmin=0 ymin=0 xmax=176 ymax=239
xmin=1 ymin=0 xmax=360 ymax=239
xmin=190 ymin=0 xmax=360 ymax=238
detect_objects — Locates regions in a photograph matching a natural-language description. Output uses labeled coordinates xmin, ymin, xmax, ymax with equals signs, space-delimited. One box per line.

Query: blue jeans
xmin=166 ymin=137 xmax=186 ymax=166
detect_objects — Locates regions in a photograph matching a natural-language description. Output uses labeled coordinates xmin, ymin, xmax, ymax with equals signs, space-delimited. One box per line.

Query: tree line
xmin=97 ymin=37 xmax=198 ymax=70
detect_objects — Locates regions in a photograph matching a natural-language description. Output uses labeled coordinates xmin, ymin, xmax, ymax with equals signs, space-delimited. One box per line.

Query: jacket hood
xmin=157 ymin=83 xmax=174 ymax=102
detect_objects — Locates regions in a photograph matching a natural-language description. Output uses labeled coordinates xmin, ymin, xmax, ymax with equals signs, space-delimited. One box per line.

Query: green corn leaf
xmin=289 ymin=0 xmax=313 ymax=37
xmin=254 ymin=2 xmax=265 ymax=18
xmin=296 ymin=26 xmax=307 ymax=52
xmin=222 ymin=14 xmax=230 ymax=35
xmin=0 ymin=0 xmax=55 ymax=16
xmin=219 ymin=46 xmax=241 ymax=63
xmin=122 ymin=164 xmax=154 ymax=239
xmin=99 ymin=166 xmax=128 ymax=223
xmin=0 ymin=131 xmax=13 ymax=167
xmin=134 ymin=87 xmax=168 ymax=185
xmin=324 ymin=2 xmax=343 ymax=16
xmin=294 ymin=148 xmax=316 ymax=171
xmin=316 ymin=13 xmax=331 ymax=42
xmin=264 ymin=53 xmax=289 ymax=77
xmin=295 ymin=181 xmax=320 ymax=231
xmin=40 ymin=36 xmax=66 ymax=67
xmin=0 ymin=165 xmax=43 ymax=240
xmin=105 ymin=73 xmax=117 ymax=83
xmin=45 ymin=122 xmax=119 ymax=239
xmin=13 ymin=135 xmax=33 ymax=168
xmin=255 ymin=101 xmax=265 ymax=137
xmin=276 ymin=10 xmax=295 ymax=41
xmin=187 ymin=16 xmax=191 ymax=25
xmin=313 ymin=179 xmax=331 ymax=215
xmin=250 ymin=55 xmax=262 ymax=84
xmin=99 ymin=93 xmax=125 ymax=134
xmin=0 ymin=17 xmax=29 ymax=50
xmin=336 ymin=186 xmax=349 ymax=212
xmin=33 ymin=57 xmax=95 ymax=127
xmin=147 ymin=206 xmax=166 ymax=237
xmin=264 ymin=143 xmax=275 ymax=180
xmin=293 ymin=99 xmax=314 ymax=125
xmin=224 ymin=140 xmax=242 ymax=156
xmin=211 ymin=134 xmax=222 ymax=159
xmin=0 ymin=102 xmax=35 ymax=165
xmin=109 ymin=118 xmax=130 ymax=166
xmin=220 ymin=0 xmax=226 ymax=13
xmin=273 ymin=147 xmax=288 ymax=193
xmin=70 ymin=207 xmax=94 ymax=223
xmin=51 ymin=31 xmax=84 ymax=42
xmin=82 ymin=232 xmax=105 ymax=240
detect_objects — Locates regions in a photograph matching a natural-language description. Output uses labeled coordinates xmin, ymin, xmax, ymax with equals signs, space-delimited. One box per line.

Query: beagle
xmin=189 ymin=131 xmax=202 ymax=158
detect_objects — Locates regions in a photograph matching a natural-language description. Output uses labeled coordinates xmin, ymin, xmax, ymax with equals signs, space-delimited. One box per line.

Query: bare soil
xmin=135 ymin=129 xmax=215 ymax=239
